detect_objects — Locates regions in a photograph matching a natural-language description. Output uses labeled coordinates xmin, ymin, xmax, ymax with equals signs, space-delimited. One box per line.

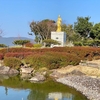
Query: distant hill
xmin=0 ymin=37 xmax=34 ymax=46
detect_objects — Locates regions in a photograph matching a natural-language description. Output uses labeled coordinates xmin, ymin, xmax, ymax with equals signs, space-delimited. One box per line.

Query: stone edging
xmin=56 ymin=75 xmax=100 ymax=100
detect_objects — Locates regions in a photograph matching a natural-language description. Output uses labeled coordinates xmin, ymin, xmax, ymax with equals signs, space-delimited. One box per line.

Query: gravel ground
xmin=56 ymin=75 xmax=100 ymax=100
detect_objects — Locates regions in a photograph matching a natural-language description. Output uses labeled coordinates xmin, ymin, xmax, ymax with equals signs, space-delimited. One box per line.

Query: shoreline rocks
xmin=1 ymin=59 xmax=100 ymax=100
xmin=56 ymin=75 xmax=100 ymax=100
xmin=0 ymin=66 xmax=19 ymax=75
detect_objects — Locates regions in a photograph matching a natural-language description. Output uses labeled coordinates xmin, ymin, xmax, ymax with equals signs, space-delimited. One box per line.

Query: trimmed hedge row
xmin=5 ymin=52 xmax=33 ymax=59
xmin=1 ymin=46 xmax=100 ymax=70
xmin=0 ymin=46 xmax=100 ymax=53
xmin=0 ymin=47 xmax=100 ymax=60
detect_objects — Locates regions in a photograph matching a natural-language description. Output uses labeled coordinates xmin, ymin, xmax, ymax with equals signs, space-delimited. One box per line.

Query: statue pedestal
xmin=51 ymin=31 xmax=66 ymax=47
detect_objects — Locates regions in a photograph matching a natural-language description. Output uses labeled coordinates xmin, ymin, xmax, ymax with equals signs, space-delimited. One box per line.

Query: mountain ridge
xmin=0 ymin=37 xmax=34 ymax=46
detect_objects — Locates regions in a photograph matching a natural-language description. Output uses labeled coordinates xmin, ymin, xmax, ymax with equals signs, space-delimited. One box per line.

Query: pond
xmin=0 ymin=75 xmax=88 ymax=100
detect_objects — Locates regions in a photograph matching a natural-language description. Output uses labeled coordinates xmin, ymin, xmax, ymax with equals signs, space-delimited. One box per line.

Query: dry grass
xmin=55 ymin=59 xmax=100 ymax=78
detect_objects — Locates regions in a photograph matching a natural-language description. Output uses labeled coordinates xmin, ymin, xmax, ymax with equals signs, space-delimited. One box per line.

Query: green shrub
xmin=82 ymin=39 xmax=94 ymax=46
xmin=0 ymin=44 xmax=7 ymax=47
xmin=73 ymin=42 xmax=83 ymax=46
xmin=44 ymin=52 xmax=68 ymax=69
xmin=43 ymin=39 xmax=60 ymax=47
xmin=13 ymin=39 xmax=30 ymax=47
xmin=24 ymin=52 xmax=80 ymax=70
xmin=4 ymin=57 xmax=22 ymax=69
xmin=24 ymin=54 xmax=47 ymax=69
xmin=74 ymin=39 xmax=100 ymax=46
xmin=34 ymin=44 xmax=42 ymax=48
xmin=47 ymin=52 xmax=80 ymax=67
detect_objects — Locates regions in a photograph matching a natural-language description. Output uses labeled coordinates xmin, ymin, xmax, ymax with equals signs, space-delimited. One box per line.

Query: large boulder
xmin=0 ymin=66 xmax=19 ymax=75
xmin=20 ymin=68 xmax=34 ymax=74
xmin=8 ymin=68 xmax=19 ymax=75
xmin=0 ymin=66 xmax=10 ymax=74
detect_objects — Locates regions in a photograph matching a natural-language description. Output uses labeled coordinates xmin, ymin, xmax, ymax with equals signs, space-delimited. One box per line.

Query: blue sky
xmin=0 ymin=0 xmax=100 ymax=39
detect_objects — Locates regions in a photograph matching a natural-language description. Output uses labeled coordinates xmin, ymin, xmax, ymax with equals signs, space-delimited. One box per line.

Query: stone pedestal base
xmin=51 ymin=31 xmax=66 ymax=47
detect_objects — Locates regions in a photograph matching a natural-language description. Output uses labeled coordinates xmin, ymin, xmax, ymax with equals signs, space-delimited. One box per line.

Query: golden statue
xmin=56 ymin=15 xmax=62 ymax=32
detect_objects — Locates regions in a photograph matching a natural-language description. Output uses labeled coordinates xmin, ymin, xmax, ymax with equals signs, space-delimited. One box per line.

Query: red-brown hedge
xmin=24 ymin=52 xmax=81 ymax=69
xmin=5 ymin=52 xmax=33 ymax=59
xmin=25 ymin=42 xmax=33 ymax=47
xmin=0 ymin=53 xmax=4 ymax=60
xmin=0 ymin=46 xmax=100 ymax=61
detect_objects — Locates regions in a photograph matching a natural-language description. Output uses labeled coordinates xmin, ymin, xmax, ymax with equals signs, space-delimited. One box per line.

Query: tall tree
xmin=62 ymin=24 xmax=81 ymax=42
xmin=90 ymin=23 xmax=100 ymax=39
xmin=30 ymin=19 xmax=56 ymax=43
xmin=62 ymin=24 xmax=74 ymax=35
xmin=74 ymin=17 xmax=93 ymax=38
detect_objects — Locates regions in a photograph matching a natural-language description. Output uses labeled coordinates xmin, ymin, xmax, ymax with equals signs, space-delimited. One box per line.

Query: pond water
xmin=0 ymin=75 xmax=88 ymax=100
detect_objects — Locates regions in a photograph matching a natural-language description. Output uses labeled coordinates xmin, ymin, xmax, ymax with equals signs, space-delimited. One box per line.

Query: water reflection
xmin=0 ymin=75 xmax=88 ymax=100
xmin=27 ymin=90 xmax=75 ymax=100
xmin=5 ymin=87 xmax=8 ymax=95
xmin=27 ymin=90 xmax=46 ymax=100
xmin=48 ymin=92 xmax=74 ymax=100
xmin=48 ymin=92 xmax=62 ymax=100
xmin=0 ymin=86 xmax=29 ymax=100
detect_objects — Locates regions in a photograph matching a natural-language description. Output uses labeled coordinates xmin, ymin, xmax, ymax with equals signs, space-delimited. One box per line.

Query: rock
xmin=0 ymin=66 xmax=19 ymax=75
xmin=42 ymin=71 xmax=47 ymax=76
xmin=8 ymin=68 xmax=19 ymax=75
xmin=87 ymin=63 xmax=99 ymax=68
xmin=79 ymin=60 xmax=87 ymax=66
xmin=29 ymin=74 xmax=46 ymax=82
xmin=50 ymin=71 xmax=65 ymax=79
xmin=0 ymin=66 xmax=10 ymax=74
xmin=20 ymin=68 xmax=33 ymax=74
xmin=66 ymin=70 xmax=85 ymax=76
xmin=79 ymin=60 xmax=100 ymax=69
